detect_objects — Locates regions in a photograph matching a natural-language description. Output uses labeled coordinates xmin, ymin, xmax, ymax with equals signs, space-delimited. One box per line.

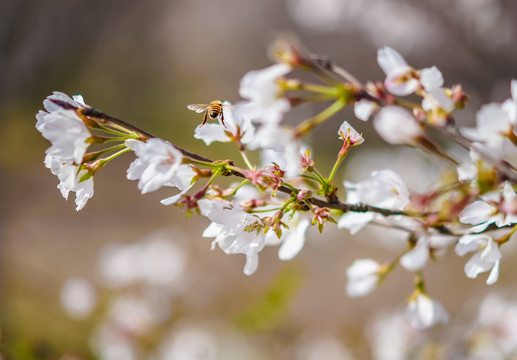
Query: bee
xmin=187 ymin=100 xmax=228 ymax=128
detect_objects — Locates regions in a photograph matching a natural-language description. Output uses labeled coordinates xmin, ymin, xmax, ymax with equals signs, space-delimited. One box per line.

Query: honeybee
xmin=187 ymin=100 xmax=228 ymax=128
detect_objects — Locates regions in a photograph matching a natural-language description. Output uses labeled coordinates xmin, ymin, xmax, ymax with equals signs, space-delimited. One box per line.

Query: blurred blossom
xmin=453 ymin=0 xmax=511 ymax=49
xmin=109 ymin=295 xmax=159 ymax=335
xmin=373 ymin=106 xmax=422 ymax=145
xmin=287 ymin=0 xmax=441 ymax=52
xmin=405 ymin=294 xmax=449 ymax=329
xmin=473 ymin=294 xmax=517 ymax=356
xmin=354 ymin=99 xmax=377 ymax=121
xmin=400 ymin=235 xmax=430 ymax=271
xmin=239 ymin=64 xmax=291 ymax=125
xmin=91 ymin=324 xmax=139 ymax=360
xmin=60 ymin=277 xmax=97 ymax=319
xmin=157 ymin=326 xmax=218 ymax=360
xmin=295 ymin=334 xmax=354 ymax=360
xmin=369 ymin=311 xmax=421 ymax=360
xmin=98 ymin=231 xmax=187 ymax=289
xmin=345 ymin=259 xmax=381 ymax=297
xmin=286 ymin=0 xmax=347 ymax=33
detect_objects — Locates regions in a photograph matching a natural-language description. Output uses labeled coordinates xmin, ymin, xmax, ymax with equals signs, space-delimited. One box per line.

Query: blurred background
xmin=2 ymin=0 xmax=517 ymax=359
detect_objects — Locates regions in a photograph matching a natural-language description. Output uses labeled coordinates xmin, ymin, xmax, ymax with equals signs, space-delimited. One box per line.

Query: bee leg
xmin=201 ymin=112 xmax=208 ymax=127
xmin=220 ymin=112 xmax=227 ymax=128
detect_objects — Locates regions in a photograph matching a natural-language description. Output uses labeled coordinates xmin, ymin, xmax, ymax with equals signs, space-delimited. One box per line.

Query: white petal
xmin=486 ymin=260 xmax=500 ymax=285
xmin=337 ymin=212 xmax=376 ymax=235
xmin=420 ymin=66 xmax=443 ymax=90
xmin=455 ymin=234 xmax=487 ymax=256
xmin=480 ymin=237 xmax=502 ymax=263
xmin=278 ymin=218 xmax=310 ymax=260
xmin=459 ymin=201 xmax=495 ymax=225
xmin=385 ymin=70 xmax=419 ymax=96
xmin=464 ymin=252 xmax=493 ymax=279
xmin=160 ymin=185 xmax=192 ymax=205
xmin=377 ymin=46 xmax=408 ymax=76
xmin=354 ymin=100 xmax=376 ymax=121
xmin=400 ymin=237 xmax=429 ymax=271
xmin=373 ymin=106 xmax=421 ymax=145
xmin=345 ymin=259 xmax=381 ymax=297
xmin=194 ymin=123 xmax=229 ymax=145
xmin=243 ymin=252 xmax=259 ymax=276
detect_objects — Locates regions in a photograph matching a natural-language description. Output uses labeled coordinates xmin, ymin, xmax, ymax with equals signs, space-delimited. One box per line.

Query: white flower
xmin=463 ymin=103 xmax=513 ymax=146
xmin=36 ymin=93 xmax=91 ymax=164
xmin=373 ymin=106 xmax=422 ymax=145
xmin=231 ymin=185 xmax=311 ymax=261
xmin=345 ymin=259 xmax=381 ymax=297
xmin=338 ymin=169 xmax=409 ymax=234
xmin=377 ymin=46 xmax=418 ymax=96
xmin=462 ymin=80 xmax=517 ymax=145
xmin=377 ymin=47 xmax=445 ymax=96
xmin=42 ymin=91 xmax=88 ymax=113
xmin=346 ymin=169 xmax=409 ymax=209
xmin=45 ymin=154 xmax=94 ymax=211
xmin=194 ymin=102 xmax=256 ymax=146
xmin=354 ymin=99 xmax=377 ymax=121
xmin=405 ymin=293 xmax=448 ymax=329
xmin=199 ymin=199 xmax=267 ymax=275
xmin=455 ymin=234 xmax=501 ymax=285
xmin=250 ymin=125 xmax=303 ymax=179
xmin=239 ymin=63 xmax=292 ymax=124
xmin=126 ymin=138 xmax=194 ymax=194
xmin=338 ymin=121 xmax=364 ymax=146
xmin=60 ymin=277 xmax=97 ymax=319
xmin=459 ymin=182 xmax=517 ymax=232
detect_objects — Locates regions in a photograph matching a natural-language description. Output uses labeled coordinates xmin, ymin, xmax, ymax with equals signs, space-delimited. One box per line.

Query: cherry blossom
xmin=405 ymin=293 xmax=449 ymax=329
xmin=199 ymin=198 xmax=271 ymax=275
xmin=249 ymin=125 xmax=303 ymax=179
xmin=338 ymin=121 xmax=364 ymax=146
xmin=373 ymin=106 xmax=422 ymax=145
xmin=194 ymin=102 xmax=256 ymax=146
xmin=338 ymin=169 xmax=409 ymax=234
xmin=126 ymin=138 xmax=194 ymax=194
xmin=345 ymin=259 xmax=381 ymax=297
xmin=36 ymin=94 xmax=91 ymax=164
xmin=377 ymin=46 xmax=445 ymax=96
xmin=45 ymin=154 xmax=94 ymax=211
xmin=60 ymin=277 xmax=97 ymax=319
xmin=354 ymin=99 xmax=377 ymax=121
xmin=455 ymin=234 xmax=501 ymax=285
xmin=239 ymin=63 xmax=292 ymax=124
xmin=459 ymin=182 xmax=517 ymax=232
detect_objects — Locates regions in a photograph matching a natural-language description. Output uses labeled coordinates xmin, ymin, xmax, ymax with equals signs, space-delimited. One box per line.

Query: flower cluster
xmin=37 ymin=38 xmax=517 ymax=330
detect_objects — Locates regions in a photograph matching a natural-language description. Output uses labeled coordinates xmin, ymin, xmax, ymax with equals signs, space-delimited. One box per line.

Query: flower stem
xmin=293 ymin=98 xmax=347 ymax=138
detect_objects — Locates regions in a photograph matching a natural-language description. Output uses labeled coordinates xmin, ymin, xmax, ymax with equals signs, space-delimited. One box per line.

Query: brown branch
xmin=76 ymin=104 xmax=433 ymax=220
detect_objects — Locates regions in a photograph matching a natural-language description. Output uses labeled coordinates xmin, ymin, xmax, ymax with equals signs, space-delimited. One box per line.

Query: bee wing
xmin=221 ymin=102 xmax=234 ymax=109
xmin=187 ymin=104 xmax=209 ymax=113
